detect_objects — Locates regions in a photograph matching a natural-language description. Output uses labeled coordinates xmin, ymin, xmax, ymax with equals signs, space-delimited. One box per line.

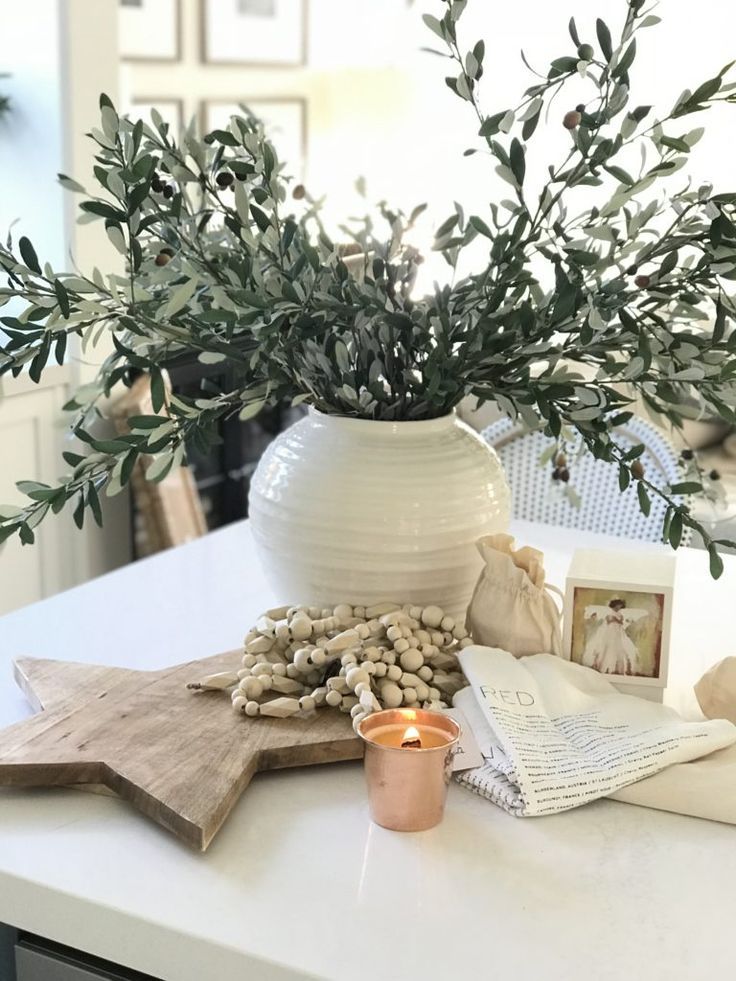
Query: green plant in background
xmin=1 ymin=0 xmax=736 ymax=573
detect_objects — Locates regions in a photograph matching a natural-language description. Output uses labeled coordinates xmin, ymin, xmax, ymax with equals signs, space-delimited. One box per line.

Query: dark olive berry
xmin=558 ymin=467 xmax=570 ymax=483
xmin=292 ymin=184 xmax=306 ymax=200
xmin=563 ymin=110 xmax=581 ymax=130
xmin=680 ymin=448 xmax=694 ymax=461
xmin=552 ymin=468 xmax=561 ymax=482
xmin=634 ymin=274 xmax=651 ymax=288
xmin=631 ymin=460 xmax=645 ymax=480
xmin=163 ymin=185 xmax=174 ymax=199
xmin=555 ymin=452 xmax=567 ymax=467
xmin=159 ymin=247 xmax=175 ymax=257
xmin=710 ymin=469 xmax=721 ymax=481
xmin=626 ymin=265 xmax=638 ymax=275
xmin=154 ymin=253 xmax=171 ymax=267
xmin=216 ymin=171 xmax=234 ymax=188
xmin=577 ymin=44 xmax=594 ymax=61
xmin=151 ymin=178 xmax=164 ymax=193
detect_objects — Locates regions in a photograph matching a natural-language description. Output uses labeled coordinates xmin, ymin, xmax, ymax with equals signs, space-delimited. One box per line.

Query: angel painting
xmin=580 ymin=598 xmax=649 ymax=675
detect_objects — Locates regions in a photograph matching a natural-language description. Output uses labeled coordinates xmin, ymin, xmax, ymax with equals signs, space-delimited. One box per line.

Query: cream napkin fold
xmin=454 ymin=646 xmax=736 ymax=820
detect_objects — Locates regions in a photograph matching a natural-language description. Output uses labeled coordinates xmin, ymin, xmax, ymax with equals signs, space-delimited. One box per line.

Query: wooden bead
xmin=345 ymin=667 xmax=370 ymax=691
xmin=352 ymin=711 xmax=368 ymax=732
xmin=373 ymin=662 xmax=387 ymax=678
xmin=325 ymin=689 xmax=343 ymax=707
xmin=362 ymin=646 xmax=382 ymax=662
xmin=452 ymin=624 xmax=468 ymax=641
xmin=430 ymin=631 xmax=445 ymax=647
xmin=355 ymin=623 xmax=371 ymax=640
xmin=308 ymin=606 xmax=322 ymax=619
xmin=260 ymin=676 xmax=273 ymax=691
xmin=333 ymin=603 xmax=353 ymax=621
xmin=386 ymin=625 xmax=402 ymax=643
xmin=400 ymin=672 xmax=422 ymax=689
xmin=293 ymin=649 xmax=313 ymax=673
xmin=386 ymin=664 xmax=402 ymax=682
xmin=415 ymin=682 xmax=430 ymax=702
xmin=417 ymin=665 xmax=433 ymax=682
xmin=290 ymin=616 xmax=313 ymax=642
xmin=428 ymin=687 xmax=440 ymax=701
xmin=414 ymin=629 xmax=431 ymax=646
xmin=393 ymin=638 xmax=410 ymax=654
xmin=245 ymin=700 xmax=260 ymax=717
xmin=232 ymin=695 xmax=247 ymax=712
xmin=242 ymin=653 xmax=257 ymax=668
xmin=360 ymin=689 xmax=380 ymax=713
xmin=272 ymin=663 xmax=287 ymax=677
xmin=402 ymin=687 xmax=418 ymax=705
xmin=381 ymin=650 xmax=396 ymax=665
xmin=459 ymin=637 xmax=473 ymax=649
xmin=421 ymin=605 xmax=444 ymax=629
xmin=240 ymin=677 xmax=263 ymax=699
xmin=259 ymin=697 xmax=301 ymax=718
xmin=286 ymin=664 xmax=300 ymax=679
xmin=275 ymin=624 xmax=291 ymax=646
xmin=350 ymin=703 xmax=365 ymax=719
xmin=409 ymin=605 xmax=423 ymax=620
xmin=365 ymin=602 xmax=401 ymax=618
xmin=299 ymin=695 xmax=316 ymax=712
xmin=237 ymin=668 xmax=251 ymax=680
xmin=353 ymin=605 xmax=366 ymax=618
xmin=312 ymin=686 xmax=328 ymax=705
xmin=400 ymin=625 xmax=413 ymax=639
xmin=380 ymin=682 xmax=403 ymax=708
xmin=310 ymin=648 xmax=326 ymax=667
xmin=341 ymin=652 xmax=358 ymax=667
xmin=340 ymin=695 xmax=359 ymax=712
xmin=325 ymin=629 xmax=360 ymax=653
xmin=246 ymin=635 xmax=273 ymax=655
xmin=399 ymin=649 xmax=424 ymax=672
xmin=270 ymin=675 xmax=303 ymax=695
xmin=265 ymin=605 xmax=291 ymax=621
xmin=252 ymin=662 xmax=273 ymax=676
xmin=440 ymin=615 xmax=455 ymax=632
xmin=256 ymin=616 xmax=277 ymax=638
xmin=327 ymin=676 xmax=349 ymax=694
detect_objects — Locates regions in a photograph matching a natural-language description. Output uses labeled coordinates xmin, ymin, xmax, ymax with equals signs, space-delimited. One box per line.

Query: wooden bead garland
xmin=188 ymin=601 xmax=471 ymax=731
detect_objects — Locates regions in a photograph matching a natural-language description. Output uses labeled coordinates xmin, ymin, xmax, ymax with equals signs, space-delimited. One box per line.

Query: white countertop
xmin=0 ymin=519 xmax=734 ymax=981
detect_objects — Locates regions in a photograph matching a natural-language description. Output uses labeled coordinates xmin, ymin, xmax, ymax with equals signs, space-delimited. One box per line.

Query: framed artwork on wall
xmin=202 ymin=98 xmax=307 ymax=178
xmin=201 ymin=0 xmax=308 ymax=67
xmin=119 ymin=0 xmax=181 ymax=62
xmin=130 ymin=98 xmax=185 ymax=138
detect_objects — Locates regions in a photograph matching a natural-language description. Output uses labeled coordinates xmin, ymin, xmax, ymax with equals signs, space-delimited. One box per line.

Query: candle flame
xmin=401 ymin=725 xmax=422 ymax=749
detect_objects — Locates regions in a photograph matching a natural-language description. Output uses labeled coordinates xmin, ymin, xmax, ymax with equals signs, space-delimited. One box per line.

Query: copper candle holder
xmin=357 ymin=708 xmax=461 ymax=832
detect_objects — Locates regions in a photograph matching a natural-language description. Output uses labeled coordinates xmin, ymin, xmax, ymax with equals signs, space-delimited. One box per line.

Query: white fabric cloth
xmin=454 ymin=646 xmax=736 ymax=819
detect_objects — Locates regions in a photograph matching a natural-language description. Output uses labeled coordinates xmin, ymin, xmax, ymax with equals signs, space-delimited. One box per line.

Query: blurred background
xmin=1 ymin=0 xmax=735 ymax=615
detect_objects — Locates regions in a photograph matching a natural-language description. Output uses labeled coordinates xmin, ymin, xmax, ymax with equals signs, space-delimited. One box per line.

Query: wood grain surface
xmin=1 ymin=653 xmax=362 ymax=850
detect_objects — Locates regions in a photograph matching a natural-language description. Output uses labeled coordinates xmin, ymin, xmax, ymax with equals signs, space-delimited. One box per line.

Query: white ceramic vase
xmin=249 ymin=410 xmax=510 ymax=620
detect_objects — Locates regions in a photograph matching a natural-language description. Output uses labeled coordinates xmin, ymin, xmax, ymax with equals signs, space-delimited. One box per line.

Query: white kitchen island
xmin=0 ymin=519 xmax=734 ymax=981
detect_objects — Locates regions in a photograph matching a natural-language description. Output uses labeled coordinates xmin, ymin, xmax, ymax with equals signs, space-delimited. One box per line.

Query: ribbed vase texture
xmin=249 ymin=411 xmax=510 ymax=620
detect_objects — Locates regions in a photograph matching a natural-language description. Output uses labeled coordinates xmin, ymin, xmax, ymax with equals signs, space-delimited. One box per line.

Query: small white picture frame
xmin=562 ymin=549 xmax=675 ymax=702
xmin=119 ymin=0 xmax=181 ymax=62
xmin=201 ymin=0 xmax=307 ymax=66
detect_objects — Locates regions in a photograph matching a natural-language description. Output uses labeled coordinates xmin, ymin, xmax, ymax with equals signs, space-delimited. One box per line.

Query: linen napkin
xmin=454 ymin=646 xmax=736 ymax=818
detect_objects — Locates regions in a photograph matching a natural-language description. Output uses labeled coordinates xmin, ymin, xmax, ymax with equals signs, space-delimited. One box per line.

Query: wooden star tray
xmin=0 ymin=652 xmax=362 ymax=850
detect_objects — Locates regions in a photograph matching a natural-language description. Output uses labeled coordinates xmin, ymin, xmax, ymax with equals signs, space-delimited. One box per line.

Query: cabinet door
xmin=15 ymin=939 xmax=157 ymax=980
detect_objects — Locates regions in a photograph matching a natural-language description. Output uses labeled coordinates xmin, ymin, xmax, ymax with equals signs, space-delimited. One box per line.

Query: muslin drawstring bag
xmin=466 ymin=534 xmax=563 ymax=657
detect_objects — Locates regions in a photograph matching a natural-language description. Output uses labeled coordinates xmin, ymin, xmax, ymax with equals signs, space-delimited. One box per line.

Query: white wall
xmin=0 ymin=0 xmax=66 ymax=272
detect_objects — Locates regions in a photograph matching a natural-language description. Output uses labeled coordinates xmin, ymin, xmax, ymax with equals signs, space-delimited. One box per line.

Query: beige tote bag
xmin=467 ymin=535 xmax=563 ymax=657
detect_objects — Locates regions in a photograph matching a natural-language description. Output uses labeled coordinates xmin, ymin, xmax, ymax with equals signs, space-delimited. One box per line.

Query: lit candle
xmin=357 ymin=708 xmax=461 ymax=832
